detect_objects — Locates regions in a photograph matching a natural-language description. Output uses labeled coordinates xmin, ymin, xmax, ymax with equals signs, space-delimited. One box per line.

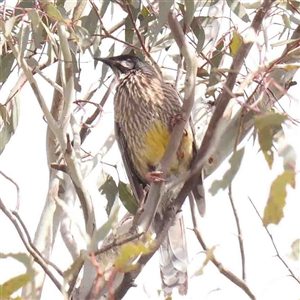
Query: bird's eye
xmin=121 ymin=60 xmax=134 ymax=70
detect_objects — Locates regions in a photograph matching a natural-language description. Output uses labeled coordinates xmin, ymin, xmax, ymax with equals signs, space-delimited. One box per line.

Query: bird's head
xmin=94 ymin=55 xmax=145 ymax=74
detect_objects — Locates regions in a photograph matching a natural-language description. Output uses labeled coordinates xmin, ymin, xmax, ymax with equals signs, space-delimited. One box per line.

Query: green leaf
xmin=118 ymin=181 xmax=138 ymax=214
xmin=0 ymin=52 xmax=15 ymax=83
xmin=0 ymin=273 xmax=30 ymax=298
xmin=4 ymin=16 xmax=17 ymax=37
xmin=81 ymin=7 xmax=99 ymax=36
xmin=206 ymin=40 xmax=224 ymax=96
xmin=209 ymin=147 xmax=245 ymax=195
xmin=263 ymin=170 xmax=295 ymax=226
xmin=0 ymin=94 xmax=20 ymax=155
xmin=183 ymin=0 xmax=194 ymax=31
xmin=254 ymin=112 xmax=287 ymax=168
xmin=125 ymin=2 xmax=141 ymax=44
xmin=149 ymin=0 xmax=172 ymax=41
xmin=190 ymin=17 xmax=207 ymax=54
xmin=72 ymin=25 xmax=92 ymax=52
xmin=226 ymin=0 xmax=250 ymax=23
xmin=28 ymin=9 xmax=44 ymax=49
xmin=15 ymin=0 xmax=34 ymax=16
xmin=18 ymin=23 xmax=30 ymax=59
xmin=99 ymin=175 xmax=118 ymax=216
xmin=91 ymin=205 xmax=120 ymax=247
xmin=43 ymin=3 xmax=68 ymax=23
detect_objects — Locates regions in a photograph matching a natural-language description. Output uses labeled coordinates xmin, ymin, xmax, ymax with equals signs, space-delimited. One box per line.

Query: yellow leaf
xmin=229 ymin=30 xmax=243 ymax=56
xmin=254 ymin=112 xmax=286 ymax=168
xmin=263 ymin=170 xmax=295 ymax=226
xmin=0 ymin=273 xmax=30 ymax=298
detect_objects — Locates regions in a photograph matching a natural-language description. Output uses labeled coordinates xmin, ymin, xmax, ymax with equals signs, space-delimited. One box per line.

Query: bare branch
xmin=173 ymin=0 xmax=274 ymax=211
xmin=0 ymin=170 xmax=21 ymax=211
xmin=189 ymin=197 xmax=256 ymax=300
xmin=228 ymin=185 xmax=246 ymax=280
xmin=136 ymin=10 xmax=197 ymax=233
xmin=0 ymin=198 xmax=63 ymax=292
xmin=248 ymin=197 xmax=300 ymax=285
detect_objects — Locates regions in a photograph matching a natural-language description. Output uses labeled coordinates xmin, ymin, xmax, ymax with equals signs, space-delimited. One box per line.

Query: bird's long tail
xmin=159 ymin=211 xmax=188 ymax=296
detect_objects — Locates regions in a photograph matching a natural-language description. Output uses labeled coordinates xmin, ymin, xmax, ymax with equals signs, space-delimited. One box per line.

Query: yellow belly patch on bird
xmin=144 ymin=121 xmax=169 ymax=166
xmin=138 ymin=121 xmax=193 ymax=178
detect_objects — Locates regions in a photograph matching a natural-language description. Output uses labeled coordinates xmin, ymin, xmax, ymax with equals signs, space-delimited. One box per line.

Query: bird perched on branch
xmin=95 ymin=54 xmax=205 ymax=296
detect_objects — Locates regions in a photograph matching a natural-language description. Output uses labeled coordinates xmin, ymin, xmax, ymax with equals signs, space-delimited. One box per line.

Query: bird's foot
xmin=145 ymin=171 xmax=165 ymax=182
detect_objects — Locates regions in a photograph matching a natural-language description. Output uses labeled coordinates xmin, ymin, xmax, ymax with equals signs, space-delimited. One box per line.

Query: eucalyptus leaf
xmin=226 ymin=0 xmax=250 ymax=23
xmin=0 ymin=52 xmax=15 ymax=83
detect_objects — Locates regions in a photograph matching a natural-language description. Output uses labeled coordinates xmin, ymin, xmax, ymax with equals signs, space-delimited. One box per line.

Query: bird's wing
xmin=115 ymin=122 xmax=145 ymax=205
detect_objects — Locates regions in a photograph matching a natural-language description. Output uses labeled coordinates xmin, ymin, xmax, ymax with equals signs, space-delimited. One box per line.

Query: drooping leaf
xmin=81 ymin=7 xmax=99 ymax=36
xmin=125 ymin=1 xmax=141 ymax=44
xmin=262 ymin=170 xmax=295 ymax=226
xmin=43 ymin=3 xmax=69 ymax=23
xmin=206 ymin=40 xmax=225 ymax=96
xmin=0 ymin=52 xmax=15 ymax=83
xmin=183 ymin=0 xmax=195 ymax=32
xmin=28 ymin=9 xmax=44 ymax=49
xmin=209 ymin=147 xmax=245 ymax=195
xmin=99 ymin=175 xmax=118 ymax=216
xmin=148 ymin=0 xmax=173 ymax=42
xmin=254 ymin=112 xmax=287 ymax=168
xmin=18 ymin=23 xmax=30 ymax=59
xmin=91 ymin=205 xmax=120 ymax=247
xmin=4 ymin=16 xmax=17 ymax=36
xmin=0 ymin=95 xmax=20 ymax=155
xmin=226 ymin=0 xmax=250 ymax=23
xmin=72 ymin=25 xmax=92 ymax=52
xmin=191 ymin=17 xmax=205 ymax=54
xmin=118 ymin=181 xmax=138 ymax=214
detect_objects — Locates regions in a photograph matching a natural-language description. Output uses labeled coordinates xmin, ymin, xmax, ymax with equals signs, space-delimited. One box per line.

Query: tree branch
xmin=228 ymin=185 xmax=246 ymax=280
xmin=248 ymin=197 xmax=300 ymax=285
xmin=189 ymin=197 xmax=256 ymax=300
xmin=172 ymin=0 xmax=274 ymax=211
xmin=136 ymin=10 xmax=197 ymax=234
xmin=0 ymin=198 xmax=63 ymax=292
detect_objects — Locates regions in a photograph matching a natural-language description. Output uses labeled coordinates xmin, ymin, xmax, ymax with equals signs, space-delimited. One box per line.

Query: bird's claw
xmin=146 ymin=171 xmax=165 ymax=182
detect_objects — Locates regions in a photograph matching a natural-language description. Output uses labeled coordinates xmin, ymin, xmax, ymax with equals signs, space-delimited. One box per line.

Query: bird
xmin=94 ymin=54 xmax=205 ymax=296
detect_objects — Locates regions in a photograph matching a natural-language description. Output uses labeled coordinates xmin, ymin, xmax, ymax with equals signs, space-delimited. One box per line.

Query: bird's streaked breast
xmin=114 ymin=70 xmax=193 ymax=181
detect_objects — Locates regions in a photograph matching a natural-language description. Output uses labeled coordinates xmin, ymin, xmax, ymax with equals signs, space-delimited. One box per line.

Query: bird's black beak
xmin=94 ymin=57 xmax=115 ymax=68
xmin=94 ymin=56 xmax=129 ymax=74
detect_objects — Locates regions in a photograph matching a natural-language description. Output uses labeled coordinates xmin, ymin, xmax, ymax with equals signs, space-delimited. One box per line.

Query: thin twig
xmin=228 ymin=185 xmax=246 ymax=280
xmin=124 ymin=3 xmax=148 ymax=54
xmin=248 ymin=197 xmax=300 ymax=285
xmin=12 ymin=211 xmax=64 ymax=277
xmin=173 ymin=0 xmax=274 ymax=213
xmin=89 ymin=0 xmax=141 ymax=53
xmin=93 ymin=231 xmax=144 ymax=256
xmin=0 ymin=198 xmax=63 ymax=292
xmin=79 ymin=76 xmax=118 ymax=143
xmin=0 ymin=170 xmax=21 ymax=211
xmin=136 ymin=11 xmax=197 ymax=234
xmin=189 ymin=197 xmax=256 ymax=300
